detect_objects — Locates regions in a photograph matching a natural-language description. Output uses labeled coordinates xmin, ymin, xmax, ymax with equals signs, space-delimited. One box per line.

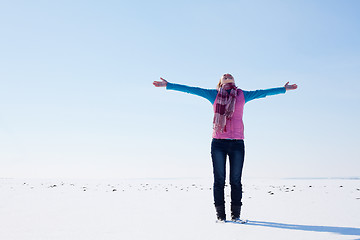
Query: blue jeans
xmin=211 ymin=138 xmax=245 ymax=207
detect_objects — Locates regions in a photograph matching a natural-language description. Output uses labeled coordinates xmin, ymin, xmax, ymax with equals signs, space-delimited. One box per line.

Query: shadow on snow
xmin=244 ymin=220 xmax=360 ymax=238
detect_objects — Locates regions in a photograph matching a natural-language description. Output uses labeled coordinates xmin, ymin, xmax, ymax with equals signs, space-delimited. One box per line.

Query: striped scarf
xmin=213 ymin=83 xmax=238 ymax=133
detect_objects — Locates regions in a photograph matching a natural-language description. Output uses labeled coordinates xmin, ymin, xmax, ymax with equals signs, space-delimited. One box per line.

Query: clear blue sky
xmin=0 ymin=0 xmax=359 ymax=179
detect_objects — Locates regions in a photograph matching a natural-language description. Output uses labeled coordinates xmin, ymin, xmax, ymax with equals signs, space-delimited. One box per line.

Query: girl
xmin=153 ymin=74 xmax=297 ymax=223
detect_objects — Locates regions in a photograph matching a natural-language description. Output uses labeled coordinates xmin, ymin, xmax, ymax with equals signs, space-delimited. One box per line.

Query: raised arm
xmin=153 ymin=77 xmax=218 ymax=104
xmin=243 ymin=82 xmax=297 ymax=103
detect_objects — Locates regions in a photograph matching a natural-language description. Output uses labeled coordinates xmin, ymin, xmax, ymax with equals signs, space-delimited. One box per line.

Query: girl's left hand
xmin=284 ymin=82 xmax=298 ymax=90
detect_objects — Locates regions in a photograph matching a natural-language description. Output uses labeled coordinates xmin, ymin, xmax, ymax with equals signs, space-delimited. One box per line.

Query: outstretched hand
xmin=153 ymin=77 xmax=168 ymax=87
xmin=284 ymin=82 xmax=298 ymax=91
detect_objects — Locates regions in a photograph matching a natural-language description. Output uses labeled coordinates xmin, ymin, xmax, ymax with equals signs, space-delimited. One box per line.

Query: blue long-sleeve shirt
xmin=166 ymin=82 xmax=286 ymax=104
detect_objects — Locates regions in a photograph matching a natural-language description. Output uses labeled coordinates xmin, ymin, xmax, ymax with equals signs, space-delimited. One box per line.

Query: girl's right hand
xmin=153 ymin=77 xmax=168 ymax=87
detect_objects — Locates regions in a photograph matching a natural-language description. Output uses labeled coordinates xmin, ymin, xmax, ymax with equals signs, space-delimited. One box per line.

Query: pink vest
xmin=212 ymin=89 xmax=245 ymax=140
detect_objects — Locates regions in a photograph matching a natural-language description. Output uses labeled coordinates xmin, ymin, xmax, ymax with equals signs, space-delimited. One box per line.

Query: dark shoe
xmin=231 ymin=205 xmax=241 ymax=221
xmin=215 ymin=205 xmax=226 ymax=222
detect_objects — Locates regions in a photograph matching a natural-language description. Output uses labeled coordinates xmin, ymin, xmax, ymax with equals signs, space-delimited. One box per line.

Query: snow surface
xmin=1 ymin=178 xmax=359 ymax=240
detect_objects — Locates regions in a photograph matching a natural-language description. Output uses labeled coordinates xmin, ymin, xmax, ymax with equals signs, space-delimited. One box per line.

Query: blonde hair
xmin=216 ymin=78 xmax=222 ymax=90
